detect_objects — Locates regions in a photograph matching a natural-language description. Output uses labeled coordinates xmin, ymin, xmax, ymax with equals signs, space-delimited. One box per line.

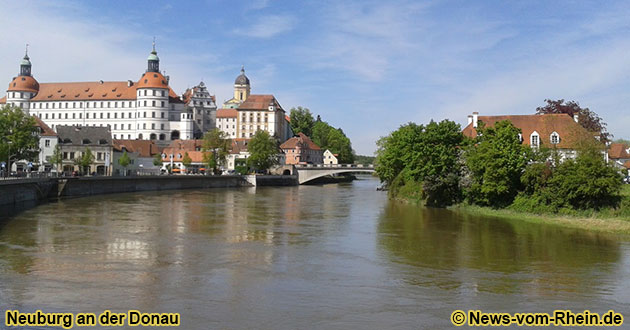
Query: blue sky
xmin=1 ymin=0 xmax=630 ymax=154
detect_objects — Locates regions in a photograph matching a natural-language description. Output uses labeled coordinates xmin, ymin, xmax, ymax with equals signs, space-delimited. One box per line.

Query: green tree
xmin=202 ymin=128 xmax=231 ymax=175
xmin=311 ymin=120 xmax=333 ymax=150
xmin=375 ymin=120 xmax=463 ymax=207
xmin=182 ymin=152 xmax=192 ymax=170
xmin=289 ymin=106 xmax=314 ymax=137
xmin=74 ymin=148 xmax=94 ymax=175
xmin=247 ymin=130 xmax=278 ymax=173
xmin=118 ymin=151 xmax=131 ymax=176
xmin=464 ymin=120 xmax=531 ymax=208
xmin=49 ymin=145 xmax=63 ymax=175
xmin=153 ymin=152 xmax=163 ymax=167
xmin=0 ymin=104 xmax=39 ymax=176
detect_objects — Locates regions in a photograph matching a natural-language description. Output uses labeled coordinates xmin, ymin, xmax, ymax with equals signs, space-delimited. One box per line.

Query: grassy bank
xmin=448 ymin=186 xmax=630 ymax=235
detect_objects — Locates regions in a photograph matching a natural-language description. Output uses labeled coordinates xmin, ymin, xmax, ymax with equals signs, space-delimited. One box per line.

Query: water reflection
xmin=378 ymin=202 xmax=622 ymax=298
xmin=0 ymin=179 xmax=628 ymax=329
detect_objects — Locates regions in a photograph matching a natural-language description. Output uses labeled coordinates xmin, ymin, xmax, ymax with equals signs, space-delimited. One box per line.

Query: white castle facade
xmin=1 ymin=44 xmax=217 ymax=143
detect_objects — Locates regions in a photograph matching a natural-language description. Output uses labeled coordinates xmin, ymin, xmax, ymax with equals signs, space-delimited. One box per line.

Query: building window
xmin=550 ymin=132 xmax=560 ymax=145
xmin=152 ymin=112 xmax=156 ymax=118
xmin=161 ymin=101 xmax=165 ymax=107
xmin=531 ymin=132 xmax=540 ymax=148
xmin=161 ymin=112 xmax=165 ymax=118
xmin=45 ymin=140 xmax=50 ymax=147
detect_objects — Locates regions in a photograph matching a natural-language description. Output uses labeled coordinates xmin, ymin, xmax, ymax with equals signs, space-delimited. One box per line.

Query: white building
xmin=323 ymin=149 xmax=338 ymax=165
xmin=1 ymin=44 xmax=214 ymax=144
xmin=218 ymin=68 xmax=292 ymax=142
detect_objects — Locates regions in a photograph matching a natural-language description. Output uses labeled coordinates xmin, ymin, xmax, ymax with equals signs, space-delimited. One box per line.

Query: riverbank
xmin=450 ymin=204 xmax=630 ymax=235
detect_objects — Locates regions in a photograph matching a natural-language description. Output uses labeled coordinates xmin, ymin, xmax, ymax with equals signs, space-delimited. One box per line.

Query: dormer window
xmin=99 ymin=139 xmax=108 ymax=145
xmin=82 ymin=139 xmax=91 ymax=145
xmin=530 ymin=131 xmax=540 ymax=148
xmin=550 ymin=132 xmax=560 ymax=145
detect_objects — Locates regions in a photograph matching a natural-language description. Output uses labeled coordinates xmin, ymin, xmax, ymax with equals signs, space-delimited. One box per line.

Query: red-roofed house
xmin=112 ymin=139 xmax=162 ymax=175
xmin=280 ymin=133 xmax=323 ymax=165
xmin=462 ymin=112 xmax=602 ymax=160
xmin=608 ymin=143 xmax=630 ymax=169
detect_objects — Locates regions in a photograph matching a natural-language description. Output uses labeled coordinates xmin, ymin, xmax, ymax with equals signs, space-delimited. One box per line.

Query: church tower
xmin=233 ymin=66 xmax=250 ymax=102
xmin=6 ymin=45 xmax=39 ymax=114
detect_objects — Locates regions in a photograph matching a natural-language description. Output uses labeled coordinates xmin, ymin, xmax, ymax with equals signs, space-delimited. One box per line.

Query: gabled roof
xmin=33 ymin=116 xmax=56 ymax=136
xmin=238 ymin=94 xmax=283 ymax=111
xmin=113 ymin=139 xmax=160 ymax=158
xmin=609 ymin=143 xmax=630 ymax=159
xmin=217 ymin=108 xmax=238 ymax=118
xmin=230 ymin=138 xmax=250 ymax=154
xmin=56 ymin=125 xmax=112 ymax=146
xmin=280 ymin=133 xmax=321 ymax=150
xmin=462 ymin=114 xmax=597 ymax=149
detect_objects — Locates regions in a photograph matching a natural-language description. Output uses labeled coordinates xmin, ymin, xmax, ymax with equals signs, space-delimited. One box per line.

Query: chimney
xmin=573 ymin=114 xmax=579 ymax=123
xmin=467 ymin=115 xmax=473 ymax=126
xmin=472 ymin=112 xmax=479 ymax=128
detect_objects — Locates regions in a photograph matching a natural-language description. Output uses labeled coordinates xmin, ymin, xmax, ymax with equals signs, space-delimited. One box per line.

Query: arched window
xmin=530 ymin=131 xmax=540 ymax=148
xmin=550 ymin=131 xmax=560 ymax=145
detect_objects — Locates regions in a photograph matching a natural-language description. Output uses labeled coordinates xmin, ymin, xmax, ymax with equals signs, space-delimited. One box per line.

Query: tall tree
xmin=118 ymin=151 xmax=131 ymax=176
xmin=75 ymin=148 xmax=94 ymax=175
xmin=0 ymin=104 xmax=39 ymax=175
xmin=202 ymin=128 xmax=231 ymax=175
xmin=182 ymin=152 xmax=192 ymax=170
xmin=153 ymin=152 xmax=163 ymax=167
xmin=49 ymin=145 xmax=63 ymax=175
xmin=535 ymin=99 xmax=610 ymax=142
xmin=247 ymin=130 xmax=278 ymax=173
xmin=289 ymin=107 xmax=314 ymax=137
xmin=464 ymin=121 xmax=532 ymax=208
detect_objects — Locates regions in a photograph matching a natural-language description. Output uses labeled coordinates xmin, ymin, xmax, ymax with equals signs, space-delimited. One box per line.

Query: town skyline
xmin=2 ymin=1 xmax=630 ymax=155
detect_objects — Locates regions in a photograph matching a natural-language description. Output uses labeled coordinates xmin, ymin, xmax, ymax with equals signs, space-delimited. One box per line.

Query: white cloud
xmin=233 ymin=15 xmax=296 ymax=38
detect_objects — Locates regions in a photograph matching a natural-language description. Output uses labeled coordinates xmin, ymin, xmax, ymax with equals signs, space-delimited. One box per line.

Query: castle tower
xmin=136 ymin=42 xmax=170 ymax=141
xmin=6 ymin=45 xmax=39 ymax=114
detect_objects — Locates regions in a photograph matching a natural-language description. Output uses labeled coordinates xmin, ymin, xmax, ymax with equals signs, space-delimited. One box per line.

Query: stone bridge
xmin=295 ymin=164 xmax=375 ymax=184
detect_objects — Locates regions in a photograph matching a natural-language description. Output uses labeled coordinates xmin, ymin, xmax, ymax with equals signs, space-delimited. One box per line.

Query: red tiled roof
xmin=7 ymin=75 xmax=40 ymax=93
xmin=161 ymin=150 xmax=207 ymax=163
xmin=24 ymin=80 xmax=181 ymax=103
xmin=113 ymin=139 xmax=160 ymax=158
xmin=166 ymin=139 xmax=204 ymax=151
xmin=33 ymin=116 xmax=56 ymax=136
xmin=608 ymin=143 xmax=630 ymax=159
xmin=230 ymin=138 xmax=249 ymax=154
xmin=0 ymin=96 xmax=6 ymax=104
xmin=280 ymin=133 xmax=321 ymax=150
xmin=217 ymin=108 xmax=238 ymax=118
xmin=238 ymin=94 xmax=283 ymax=111
xmin=624 ymin=160 xmax=630 ymax=169
xmin=462 ymin=114 xmax=597 ymax=149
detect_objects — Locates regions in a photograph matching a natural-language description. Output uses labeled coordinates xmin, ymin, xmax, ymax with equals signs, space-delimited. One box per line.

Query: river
xmin=0 ymin=177 xmax=628 ymax=329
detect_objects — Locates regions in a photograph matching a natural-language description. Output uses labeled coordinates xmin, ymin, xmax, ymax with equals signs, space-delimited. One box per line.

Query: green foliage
xmin=289 ymin=106 xmax=314 ymax=137
xmin=153 ymin=152 xmax=163 ymax=167
xmin=545 ymin=148 xmax=622 ymax=209
xmin=464 ymin=121 xmax=531 ymax=208
xmin=354 ymin=155 xmax=375 ymax=165
xmin=234 ymin=158 xmax=248 ymax=175
xmin=247 ymin=130 xmax=278 ymax=172
xmin=202 ymin=128 xmax=231 ymax=174
xmin=0 ymin=104 xmax=39 ymax=166
xmin=376 ymin=120 xmax=463 ymax=207
xmin=75 ymin=148 xmax=94 ymax=174
xmin=49 ymin=145 xmax=63 ymax=173
xmin=182 ymin=152 xmax=192 ymax=168
xmin=118 ymin=151 xmax=131 ymax=168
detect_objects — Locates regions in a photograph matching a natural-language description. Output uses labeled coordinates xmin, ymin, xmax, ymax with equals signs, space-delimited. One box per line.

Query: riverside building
xmin=1 ymin=44 xmax=216 ymax=144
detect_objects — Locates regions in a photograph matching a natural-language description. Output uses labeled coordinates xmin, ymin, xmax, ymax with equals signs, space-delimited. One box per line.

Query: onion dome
xmin=235 ymin=66 xmax=250 ymax=85
xmin=137 ymin=71 xmax=169 ymax=89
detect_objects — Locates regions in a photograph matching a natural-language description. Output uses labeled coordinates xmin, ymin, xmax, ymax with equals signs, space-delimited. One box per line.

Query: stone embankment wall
xmin=0 ymin=175 xmax=298 ymax=217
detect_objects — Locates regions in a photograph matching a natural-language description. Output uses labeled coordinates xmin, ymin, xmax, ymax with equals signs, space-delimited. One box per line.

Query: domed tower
xmin=234 ymin=66 xmax=250 ymax=102
xmin=6 ymin=45 xmax=39 ymax=114
xmin=136 ymin=41 xmax=170 ymax=141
